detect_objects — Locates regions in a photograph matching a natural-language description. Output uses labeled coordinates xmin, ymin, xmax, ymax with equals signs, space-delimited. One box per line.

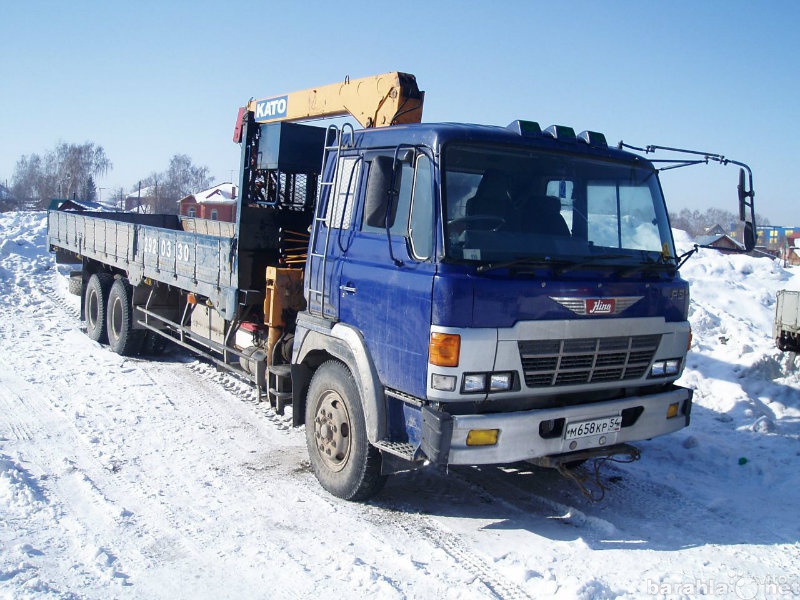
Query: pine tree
xmin=84 ymin=175 xmax=97 ymax=202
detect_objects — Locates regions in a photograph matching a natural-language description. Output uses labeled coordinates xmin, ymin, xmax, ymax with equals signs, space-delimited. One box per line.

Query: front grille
xmin=518 ymin=334 xmax=661 ymax=388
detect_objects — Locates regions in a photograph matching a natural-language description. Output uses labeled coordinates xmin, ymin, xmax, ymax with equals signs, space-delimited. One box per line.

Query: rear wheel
xmin=68 ymin=272 xmax=83 ymax=296
xmin=84 ymin=273 xmax=114 ymax=343
xmin=305 ymin=360 xmax=386 ymax=501
xmin=106 ymin=278 xmax=145 ymax=356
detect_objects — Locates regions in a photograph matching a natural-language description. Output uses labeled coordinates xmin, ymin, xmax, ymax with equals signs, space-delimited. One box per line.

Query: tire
xmin=84 ymin=273 xmax=114 ymax=343
xmin=106 ymin=278 xmax=145 ymax=356
xmin=68 ymin=272 xmax=83 ymax=296
xmin=140 ymin=331 xmax=168 ymax=356
xmin=305 ymin=360 xmax=386 ymax=501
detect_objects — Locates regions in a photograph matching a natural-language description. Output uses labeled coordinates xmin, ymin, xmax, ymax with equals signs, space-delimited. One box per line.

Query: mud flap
xmin=420 ymin=406 xmax=453 ymax=466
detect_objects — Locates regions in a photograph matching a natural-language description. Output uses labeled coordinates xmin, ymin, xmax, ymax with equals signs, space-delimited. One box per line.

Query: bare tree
xmin=109 ymin=186 xmax=127 ymax=210
xmin=0 ymin=181 xmax=15 ymax=212
xmin=10 ymin=142 xmax=112 ymax=209
xmin=139 ymin=155 xmax=214 ymax=214
xmin=670 ymin=207 xmax=771 ymax=238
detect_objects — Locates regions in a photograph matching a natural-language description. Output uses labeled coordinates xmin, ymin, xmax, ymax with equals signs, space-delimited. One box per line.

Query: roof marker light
xmin=506 ymin=120 xmax=541 ymax=137
xmin=543 ymin=125 xmax=576 ymax=141
xmin=577 ymin=130 xmax=608 ymax=147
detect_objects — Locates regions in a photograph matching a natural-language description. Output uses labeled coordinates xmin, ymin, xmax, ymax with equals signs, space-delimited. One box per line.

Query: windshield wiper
xmin=556 ymin=253 xmax=632 ymax=275
xmin=476 ymin=252 xmax=676 ymax=276
xmin=616 ymin=256 xmax=677 ymax=276
xmin=476 ymin=255 xmax=569 ymax=274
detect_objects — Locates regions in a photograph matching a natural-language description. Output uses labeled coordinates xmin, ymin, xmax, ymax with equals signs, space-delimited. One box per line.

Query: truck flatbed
xmin=48 ymin=210 xmax=238 ymax=319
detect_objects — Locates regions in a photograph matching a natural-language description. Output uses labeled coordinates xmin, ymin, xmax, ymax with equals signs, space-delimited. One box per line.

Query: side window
xmin=188 ymin=207 xmax=196 ymax=218
xmin=586 ymin=182 xmax=662 ymax=251
xmin=210 ymin=209 xmax=218 ymax=221
xmin=361 ymin=158 xmax=413 ymax=235
xmin=409 ymin=155 xmax=433 ymax=259
xmin=327 ymin=156 xmax=361 ymax=230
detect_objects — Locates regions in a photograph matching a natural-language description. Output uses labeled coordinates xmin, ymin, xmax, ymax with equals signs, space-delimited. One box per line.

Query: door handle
xmin=339 ymin=284 xmax=357 ymax=294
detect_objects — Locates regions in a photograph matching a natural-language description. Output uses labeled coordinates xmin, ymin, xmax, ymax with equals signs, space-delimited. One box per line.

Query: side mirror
xmin=737 ymin=168 xmax=747 ymax=220
xmin=737 ymin=167 xmax=756 ymax=252
xmin=364 ymin=156 xmax=400 ymax=228
xmin=743 ymin=221 xmax=756 ymax=252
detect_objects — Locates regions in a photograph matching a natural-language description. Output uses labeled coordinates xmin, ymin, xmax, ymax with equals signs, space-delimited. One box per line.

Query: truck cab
xmin=279 ymin=119 xmax=692 ymax=499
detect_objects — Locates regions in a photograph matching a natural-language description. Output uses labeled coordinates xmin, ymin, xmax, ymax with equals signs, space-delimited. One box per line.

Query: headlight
xmin=650 ymin=358 xmax=682 ymax=378
xmin=461 ymin=372 xmax=515 ymax=393
xmin=463 ymin=373 xmax=487 ymax=393
xmin=489 ymin=372 xmax=513 ymax=391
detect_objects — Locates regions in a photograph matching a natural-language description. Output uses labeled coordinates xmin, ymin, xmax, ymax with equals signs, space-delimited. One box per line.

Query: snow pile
xmin=1 ymin=212 xmax=799 ymax=599
xmin=0 ymin=212 xmax=51 ymax=298
xmin=674 ymin=228 xmax=800 ymax=436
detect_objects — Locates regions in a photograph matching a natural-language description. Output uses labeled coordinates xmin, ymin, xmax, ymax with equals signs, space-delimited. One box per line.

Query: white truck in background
xmin=775 ymin=290 xmax=800 ymax=352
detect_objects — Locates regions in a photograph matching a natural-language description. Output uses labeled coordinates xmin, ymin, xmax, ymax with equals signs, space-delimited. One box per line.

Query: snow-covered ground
xmin=1 ymin=212 xmax=799 ymax=599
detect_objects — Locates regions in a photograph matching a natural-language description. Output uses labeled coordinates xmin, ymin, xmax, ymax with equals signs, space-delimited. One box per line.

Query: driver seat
xmin=465 ymin=170 xmax=516 ymax=223
xmin=526 ymin=195 xmax=570 ymax=236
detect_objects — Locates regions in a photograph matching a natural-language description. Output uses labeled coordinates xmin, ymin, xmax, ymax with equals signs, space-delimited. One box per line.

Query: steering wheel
xmin=448 ymin=214 xmax=506 ymax=233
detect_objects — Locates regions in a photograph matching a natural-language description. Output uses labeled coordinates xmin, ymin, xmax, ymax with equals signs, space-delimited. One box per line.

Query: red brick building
xmin=178 ymin=183 xmax=237 ymax=222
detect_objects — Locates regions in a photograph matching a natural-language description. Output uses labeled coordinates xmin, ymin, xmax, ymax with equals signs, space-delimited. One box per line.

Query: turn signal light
xmin=429 ymin=333 xmax=460 ymax=367
xmin=466 ymin=429 xmax=499 ymax=446
xmin=667 ymin=402 xmax=680 ymax=419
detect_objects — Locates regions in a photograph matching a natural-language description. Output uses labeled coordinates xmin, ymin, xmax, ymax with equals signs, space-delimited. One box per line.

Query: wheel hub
xmin=313 ymin=391 xmax=351 ymax=472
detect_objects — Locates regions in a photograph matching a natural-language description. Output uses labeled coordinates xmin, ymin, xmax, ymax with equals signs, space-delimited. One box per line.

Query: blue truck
xmin=48 ymin=73 xmax=756 ymax=500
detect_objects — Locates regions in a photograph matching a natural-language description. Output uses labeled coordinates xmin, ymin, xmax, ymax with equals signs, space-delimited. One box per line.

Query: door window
xmin=361 ymin=158 xmax=413 ymax=235
xmin=409 ymin=155 xmax=434 ymax=260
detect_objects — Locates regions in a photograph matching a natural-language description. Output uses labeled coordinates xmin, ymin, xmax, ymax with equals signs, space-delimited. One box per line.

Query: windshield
xmin=443 ymin=143 xmax=676 ymax=268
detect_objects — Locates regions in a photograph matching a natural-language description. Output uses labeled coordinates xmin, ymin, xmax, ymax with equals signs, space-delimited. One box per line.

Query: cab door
xmin=306 ymin=152 xmax=362 ymax=320
xmin=337 ymin=152 xmax=437 ymax=399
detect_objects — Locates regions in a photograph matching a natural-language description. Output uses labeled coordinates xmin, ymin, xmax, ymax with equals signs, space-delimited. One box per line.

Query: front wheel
xmin=305 ymin=360 xmax=386 ymax=501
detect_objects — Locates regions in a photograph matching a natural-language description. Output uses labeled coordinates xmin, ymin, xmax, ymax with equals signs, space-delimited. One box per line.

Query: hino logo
xmin=255 ymin=95 xmax=288 ymax=121
xmin=550 ymin=296 xmax=643 ymax=316
xmin=586 ymin=298 xmax=615 ymax=314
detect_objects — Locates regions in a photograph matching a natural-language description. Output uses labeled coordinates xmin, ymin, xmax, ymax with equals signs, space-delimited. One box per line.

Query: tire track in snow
xmin=0 ymin=341 xmax=137 ymax=589
xmin=181 ymin=356 xmax=529 ymax=598
xmin=412 ymin=519 xmax=533 ymax=600
xmin=348 ymin=498 xmax=533 ymax=600
xmin=0 ymin=266 xmax=233 ymax=589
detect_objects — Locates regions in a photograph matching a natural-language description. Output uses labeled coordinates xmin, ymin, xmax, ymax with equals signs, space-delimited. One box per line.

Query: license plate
xmin=564 ymin=416 xmax=622 ymax=440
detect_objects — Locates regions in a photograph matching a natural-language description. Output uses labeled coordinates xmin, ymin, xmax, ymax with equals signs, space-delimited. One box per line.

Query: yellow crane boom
xmin=246 ymin=72 xmax=424 ymax=129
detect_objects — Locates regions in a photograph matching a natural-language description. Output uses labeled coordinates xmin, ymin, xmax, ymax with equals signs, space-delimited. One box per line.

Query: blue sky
xmin=1 ymin=1 xmax=798 ymax=224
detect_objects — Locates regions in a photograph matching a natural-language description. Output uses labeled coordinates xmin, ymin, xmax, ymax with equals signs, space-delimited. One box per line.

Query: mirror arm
xmin=620 ymin=140 xmax=757 ymax=249
xmin=385 ymin=187 xmax=403 ymax=267
xmin=385 ymin=144 xmax=417 ymax=267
